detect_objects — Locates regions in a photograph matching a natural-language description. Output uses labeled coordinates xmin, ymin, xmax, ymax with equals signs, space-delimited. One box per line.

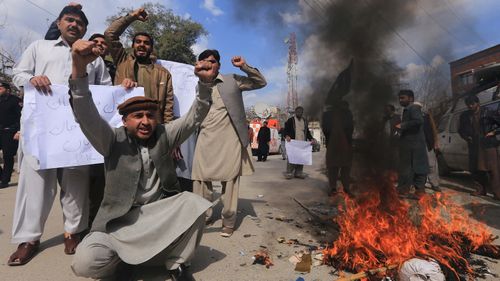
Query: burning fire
xmin=323 ymin=176 xmax=499 ymax=279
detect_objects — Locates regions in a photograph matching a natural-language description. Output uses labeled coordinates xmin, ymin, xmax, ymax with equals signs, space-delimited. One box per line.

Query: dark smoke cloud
xmin=231 ymin=0 xmax=472 ymax=184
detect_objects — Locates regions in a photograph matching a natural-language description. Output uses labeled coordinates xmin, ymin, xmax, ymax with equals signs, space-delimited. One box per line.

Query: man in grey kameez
xmin=191 ymin=49 xmax=266 ymax=237
xmin=68 ymin=40 xmax=216 ymax=281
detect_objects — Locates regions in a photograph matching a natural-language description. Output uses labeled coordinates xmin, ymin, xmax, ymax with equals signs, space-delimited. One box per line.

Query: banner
xmin=157 ymin=60 xmax=197 ymax=117
xmin=22 ymin=84 xmax=144 ymax=169
xmin=285 ymin=140 xmax=313 ymax=165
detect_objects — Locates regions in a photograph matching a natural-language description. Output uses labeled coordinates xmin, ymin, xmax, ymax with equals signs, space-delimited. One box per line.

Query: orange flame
xmin=323 ymin=176 xmax=496 ymax=279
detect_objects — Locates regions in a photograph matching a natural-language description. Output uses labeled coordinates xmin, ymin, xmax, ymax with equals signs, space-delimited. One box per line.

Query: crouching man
xmin=68 ymin=39 xmax=216 ymax=281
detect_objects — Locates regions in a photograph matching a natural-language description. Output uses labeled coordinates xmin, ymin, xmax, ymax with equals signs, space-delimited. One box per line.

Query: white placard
xmin=285 ymin=140 xmax=313 ymax=165
xmin=22 ymin=84 xmax=144 ymax=169
xmin=157 ymin=60 xmax=197 ymax=117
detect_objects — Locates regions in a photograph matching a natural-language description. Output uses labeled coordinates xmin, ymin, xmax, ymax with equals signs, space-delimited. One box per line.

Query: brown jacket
xmin=105 ymin=15 xmax=174 ymax=123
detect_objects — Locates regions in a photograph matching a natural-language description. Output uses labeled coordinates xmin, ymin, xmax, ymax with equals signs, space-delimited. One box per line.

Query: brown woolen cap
xmin=117 ymin=96 xmax=159 ymax=116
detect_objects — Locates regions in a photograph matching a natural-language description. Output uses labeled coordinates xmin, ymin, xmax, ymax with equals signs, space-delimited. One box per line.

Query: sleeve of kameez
xmin=12 ymin=41 xmax=38 ymax=89
xmin=400 ymin=105 xmax=423 ymax=131
xmin=93 ymin=57 xmax=113 ymax=86
xmin=104 ymin=15 xmax=135 ymax=67
xmin=234 ymin=64 xmax=267 ymax=91
xmin=69 ymin=76 xmax=115 ymax=157
xmin=163 ymin=71 xmax=175 ymax=123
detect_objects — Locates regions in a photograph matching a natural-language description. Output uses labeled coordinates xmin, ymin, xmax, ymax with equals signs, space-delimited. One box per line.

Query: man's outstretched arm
xmin=164 ymin=60 xmax=217 ymax=149
xmin=69 ymin=40 xmax=114 ymax=157
xmin=104 ymin=8 xmax=148 ymax=66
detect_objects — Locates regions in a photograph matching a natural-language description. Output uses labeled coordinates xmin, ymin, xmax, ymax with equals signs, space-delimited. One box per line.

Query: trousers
xmin=193 ymin=177 xmax=239 ymax=228
xmin=72 ymin=215 xmax=205 ymax=279
xmin=11 ymin=154 xmax=89 ymax=243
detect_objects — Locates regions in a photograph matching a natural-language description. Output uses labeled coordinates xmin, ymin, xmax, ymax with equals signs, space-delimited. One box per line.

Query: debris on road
xmin=295 ymin=253 xmax=312 ymax=273
xmin=252 ymin=249 xmax=274 ymax=268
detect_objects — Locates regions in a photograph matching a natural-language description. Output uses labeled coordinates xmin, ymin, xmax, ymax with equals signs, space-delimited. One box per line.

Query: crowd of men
xmin=1 ymin=4 xmax=266 ymax=281
xmin=321 ymin=88 xmax=500 ymax=202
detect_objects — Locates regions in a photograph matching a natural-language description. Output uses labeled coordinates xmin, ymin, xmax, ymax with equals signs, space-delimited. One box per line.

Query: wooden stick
xmin=334 ymin=264 xmax=398 ymax=281
xmin=292 ymin=197 xmax=340 ymax=231
xmin=293 ymin=197 xmax=321 ymax=219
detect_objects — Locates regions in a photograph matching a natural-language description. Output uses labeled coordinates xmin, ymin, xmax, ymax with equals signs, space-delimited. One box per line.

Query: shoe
xmin=220 ymin=226 xmax=234 ymax=237
xmin=8 ymin=240 xmax=40 ymax=266
xmin=205 ymin=217 xmax=215 ymax=226
xmin=284 ymin=173 xmax=293 ymax=179
xmin=168 ymin=264 xmax=195 ymax=281
xmin=294 ymin=173 xmax=307 ymax=179
xmin=64 ymin=233 xmax=81 ymax=255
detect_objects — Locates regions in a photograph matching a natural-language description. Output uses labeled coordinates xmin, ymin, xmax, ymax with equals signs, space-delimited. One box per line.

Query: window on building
xmin=458 ymin=72 xmax=474 ymax=87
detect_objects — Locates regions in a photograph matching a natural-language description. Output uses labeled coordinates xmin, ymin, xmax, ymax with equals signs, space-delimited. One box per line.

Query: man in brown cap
xmin=68 ymin=39 xmax=215 ymax=281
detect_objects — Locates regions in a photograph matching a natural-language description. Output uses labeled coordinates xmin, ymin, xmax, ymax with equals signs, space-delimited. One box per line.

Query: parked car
xmin=437 ymin=86 xmax=499 ymax=175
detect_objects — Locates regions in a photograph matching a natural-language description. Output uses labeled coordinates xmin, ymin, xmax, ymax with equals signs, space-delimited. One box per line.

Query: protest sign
xmin=285 ymin=140 xmax=313 ymax=165
xmin=157 ymin=60 xmax=197 ymax=117
xmin=22 ymin=84 xmax=144 ymax=169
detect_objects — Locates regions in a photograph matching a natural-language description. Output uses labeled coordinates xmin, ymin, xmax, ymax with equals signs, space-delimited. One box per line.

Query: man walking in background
xmin=284 ymin=106 xmax=313 ymax=179
xmin=257 ymin=121 xmax=271 ymax=162
xmin=0 ymin=82 xmax=21 ymax=189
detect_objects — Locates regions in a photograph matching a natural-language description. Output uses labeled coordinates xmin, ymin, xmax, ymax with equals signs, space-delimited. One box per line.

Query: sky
xmin=1 ymin=0 xmax=500 ymax=108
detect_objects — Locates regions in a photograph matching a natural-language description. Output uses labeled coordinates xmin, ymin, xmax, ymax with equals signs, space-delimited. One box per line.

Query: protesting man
xmin=69 ymin=39 xmax=214 ymax=281
xmin=396 ymin=90 xmax=429 ymax=199
xmin=45 ymin=3 xmax=115 ymax=82
xmin=322 ymin=101 xmax=354 ymax=195
xmin=8 ymin=5 xmax=111 ymax=265
xmin=105 ymin=7 xmax=174 ymax=123
xmin=458 ymin=95 xmax=500 ymax=200
xmin=257 ymin=121 xmax=271 ymax=162
xmin=192 ymin=49 xmax=266 ymax=237
xmin=0 ymin=82 xmax=21 ymax=188
xmin=284 ymin=106 xmax=313 ymax=179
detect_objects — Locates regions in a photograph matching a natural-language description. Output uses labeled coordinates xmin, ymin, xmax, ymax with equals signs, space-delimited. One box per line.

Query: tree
xmin=108 ymin=2 xmax=207 ymax=64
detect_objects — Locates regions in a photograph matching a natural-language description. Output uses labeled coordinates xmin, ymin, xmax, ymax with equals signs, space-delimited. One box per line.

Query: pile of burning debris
xmin=322 ymin=177 xmax=500 ymax=281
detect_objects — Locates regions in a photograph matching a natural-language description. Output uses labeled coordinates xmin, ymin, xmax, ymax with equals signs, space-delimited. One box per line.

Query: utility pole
xmin=286 ymin=32 xmax=298 ymax=113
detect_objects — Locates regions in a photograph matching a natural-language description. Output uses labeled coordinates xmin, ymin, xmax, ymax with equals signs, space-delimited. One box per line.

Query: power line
xmin=439 ymin=0 xmax=487 ymax=45
xmin=414 ymin=0 xmax=466 ymax=46
xmin=24 ymin=0 xmax=56 ymax=17
xmin=358 ymin=0 xmax=450 ymax=83
xmin=303 ymin=0 xmax=328 ymax=22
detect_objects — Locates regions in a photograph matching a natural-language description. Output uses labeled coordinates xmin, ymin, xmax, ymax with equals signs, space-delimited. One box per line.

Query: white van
xmin=437 ymin=86 xmax=500 ymax=175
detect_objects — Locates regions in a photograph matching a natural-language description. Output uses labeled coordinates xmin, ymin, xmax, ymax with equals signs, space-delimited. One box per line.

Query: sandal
xmin=8 ymin=241 xmax=40 ymax=266
xmin=64 ymin=233 xmax=81 ymax=255
xmin=220 ymin=227 xmax=234 ymax=238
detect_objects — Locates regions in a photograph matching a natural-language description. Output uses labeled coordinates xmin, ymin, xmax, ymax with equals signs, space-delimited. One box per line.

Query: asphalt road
xmin=0 ymin=150 xmax=499 ymax=281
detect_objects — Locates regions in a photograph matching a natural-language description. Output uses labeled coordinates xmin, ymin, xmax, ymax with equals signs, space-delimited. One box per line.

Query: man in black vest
xmin=257 ymin=121 xmax=271 ymax=161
